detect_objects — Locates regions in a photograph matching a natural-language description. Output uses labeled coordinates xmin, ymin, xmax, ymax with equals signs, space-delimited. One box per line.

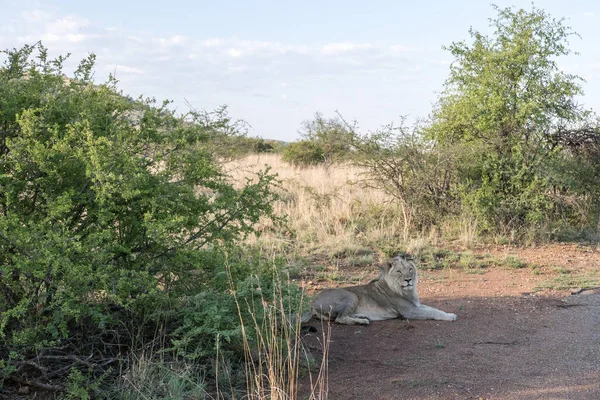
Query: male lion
xmin=304 ymin=255 xmax=457 ymax=325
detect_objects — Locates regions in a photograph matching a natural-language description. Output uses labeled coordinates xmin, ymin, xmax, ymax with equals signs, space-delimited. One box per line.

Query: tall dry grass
xmin=116 ymin=267 xmax=330 ymax=400
xmin=226 ymin=153 xmax=407 ymax=258
xmin=226 ymin=262 xmax=330 ymax=400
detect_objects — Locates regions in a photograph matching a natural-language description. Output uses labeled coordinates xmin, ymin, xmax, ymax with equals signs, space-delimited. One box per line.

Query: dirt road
xmin=300 ymin=244 xmax=600 ymax=400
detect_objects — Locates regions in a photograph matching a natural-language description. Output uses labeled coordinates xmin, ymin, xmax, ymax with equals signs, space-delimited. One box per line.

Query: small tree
xmin=425 ymin=4 xmax=594 ymax=234
xmin=301 ymin=112 xmax=354 ymax=164
xmin=246 ymin=136 xmax=276 ymax=153
xmin=281 ymin=139 xmax=324 ymax=166
xmin=282 ymin=113 xmax=354 ymax=166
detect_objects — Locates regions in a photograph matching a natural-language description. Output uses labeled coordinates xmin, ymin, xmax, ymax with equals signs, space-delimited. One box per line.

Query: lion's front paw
xmin=447 ymin=313 xmax=457 ymax=321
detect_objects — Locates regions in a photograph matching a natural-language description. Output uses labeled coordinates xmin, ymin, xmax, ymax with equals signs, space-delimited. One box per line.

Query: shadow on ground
xmin=300 ymin=290 xmax=600 ymax=400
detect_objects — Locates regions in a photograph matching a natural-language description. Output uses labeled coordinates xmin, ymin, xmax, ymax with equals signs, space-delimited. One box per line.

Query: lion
xmin=303 ymin=255 xmax=457 ymax=325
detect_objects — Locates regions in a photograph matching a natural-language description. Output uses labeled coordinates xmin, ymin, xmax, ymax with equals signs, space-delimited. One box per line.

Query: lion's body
xmin=305 ymin=256 xmax=456 ymax=325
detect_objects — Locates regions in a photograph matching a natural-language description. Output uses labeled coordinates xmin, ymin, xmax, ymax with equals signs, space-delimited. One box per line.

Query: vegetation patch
xmin=535 ymin=274 xmax=600 ymax=292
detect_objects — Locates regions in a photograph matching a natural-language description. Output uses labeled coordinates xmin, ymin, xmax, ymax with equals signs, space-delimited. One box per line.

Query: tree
xmin=300 ymin=113 xmax=354 ymax=165
xmin=282 ymin=113 xmax=354 ymax=166
xmin=281 ymin=139 xmax=324 ymax=166
xmin=245 ymin=136 xmax=276 ymax=153
xmin=425 ymin=4 xmax=594 ymax=234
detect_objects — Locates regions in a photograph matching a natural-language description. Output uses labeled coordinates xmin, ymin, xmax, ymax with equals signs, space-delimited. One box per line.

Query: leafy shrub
xmin=171 ymin=260 xmax=305 ymax=363
xmin=282 ymin=113 xmax=354 ymax=167
xmin=425 ymin=4 xmax=596 ymax=236
xmin=351 ymin=122 xmax=456 ymax=239
xmin=0 ymin=43 xmax=281 ymax=392
xmin=281 ymin=140 xmax=325 ymax=166
xmin=245 ymin=137 xmax=279 ymax=153
xmin=210 ymin=134 xmax=283 ymax=158
xmin=300 ymin=112 xmax=353 ymax=164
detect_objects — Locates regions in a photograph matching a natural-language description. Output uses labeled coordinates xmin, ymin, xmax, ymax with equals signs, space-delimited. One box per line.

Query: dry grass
xmin=226 ymin=153 xmax=406 ymax=259
xmin=228 ymin=263 xmax=330 ymax=400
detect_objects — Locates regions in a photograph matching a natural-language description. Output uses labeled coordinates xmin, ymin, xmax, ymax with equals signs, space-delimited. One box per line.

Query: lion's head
xmin=381 ymin=255 xmax=418 ymax=297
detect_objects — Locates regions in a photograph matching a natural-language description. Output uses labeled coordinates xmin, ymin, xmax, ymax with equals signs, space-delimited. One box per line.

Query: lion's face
xmin=384 ymin=255 xmax=418 ymax=293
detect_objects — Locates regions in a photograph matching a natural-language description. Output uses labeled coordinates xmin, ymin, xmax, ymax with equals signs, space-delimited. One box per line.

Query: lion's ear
xmin=386 ymin=259 xmax=394 ymax=273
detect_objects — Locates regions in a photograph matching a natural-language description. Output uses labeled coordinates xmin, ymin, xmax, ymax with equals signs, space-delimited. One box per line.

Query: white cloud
xmin=159 ymin=35 xmax=187 ymax=46
xmin=46 ymin=15 xmax=90 ymax=34
xmin=320 ymin=42 xmax=373 ymax=55
xmin=227 ymin=64 xmax=248 ymax=73
xmin=390 ymin=44 xmax=413 ymax=53
xmin=0 ymin=6 xmax=440 ymax=141
xmin=107 ymin=65 xmax=145 ymax=76
xmin=202 ymin=38 xmax=223 ymax=47
xmin=170 ymin=35 xmax=186 ymax=45
xmin=226 ymin=48 xmax=243 ymax=58
xmin=21 ymin=9 xmax=54 ymax=24
xmin=13 ymin=12 xmax=98 ymax=47
xmin=67 ymin=34 xmax=90 ymax=43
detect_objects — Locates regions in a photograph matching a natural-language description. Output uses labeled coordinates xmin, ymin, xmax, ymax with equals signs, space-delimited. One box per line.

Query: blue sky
xmin=2 ymin=0 xmax=600 ymax=141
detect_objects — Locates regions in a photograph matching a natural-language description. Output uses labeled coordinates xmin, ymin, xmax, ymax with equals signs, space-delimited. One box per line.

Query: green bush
xmin=245 ymin=137 xmax=277 ymax=153
xmin=300 ymin=113 xmax=353 ymax=164
xmin=171 ymin=258 xmax=305 ymax=362
xmin=281 ymin=140 xmax=325 ymax=166
xmin=208 ymin=134 xmax=283 ymax=159
xmin=282 ymin=113 xmax=354 ymax=166
xmin=351 ymin=122 xmax=456 ymax=238
xmin=0 ymin=43 xmax=282 ymax=393
xmin=424 ymin=4 xmax=595 ymax=236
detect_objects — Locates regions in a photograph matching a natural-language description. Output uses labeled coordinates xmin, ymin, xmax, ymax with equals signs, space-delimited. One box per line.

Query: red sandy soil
xmin=299 ymin=244 xmax=600 ymax=400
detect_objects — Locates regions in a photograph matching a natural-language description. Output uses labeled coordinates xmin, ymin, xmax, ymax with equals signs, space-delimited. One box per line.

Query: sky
xmin=2 ymin=0 xmax=600 ymax=142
